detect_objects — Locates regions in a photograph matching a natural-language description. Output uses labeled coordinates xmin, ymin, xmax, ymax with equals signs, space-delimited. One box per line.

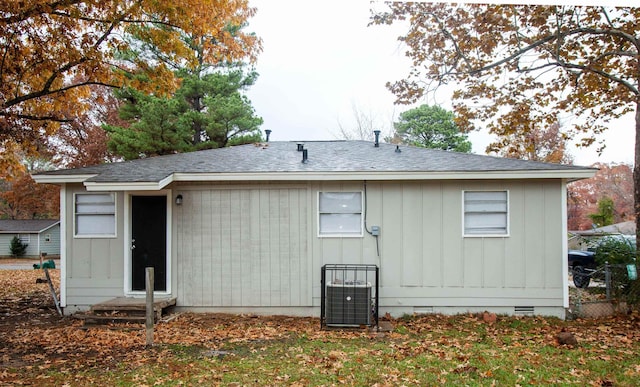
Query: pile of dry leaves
xmin=1 ymin=268 xmax=640 ymax=386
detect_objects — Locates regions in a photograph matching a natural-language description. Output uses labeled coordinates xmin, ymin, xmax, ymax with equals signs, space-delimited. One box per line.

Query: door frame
xmin=124 ymin=190 xmax=172 ymax=296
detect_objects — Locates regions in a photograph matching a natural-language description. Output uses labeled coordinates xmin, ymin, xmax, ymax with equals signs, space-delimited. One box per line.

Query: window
xmin=44 ymin=234 xmax=51 ymax=243
xmin=75 ymin=193 xmax=116 ymax=237
xmin=463 ymin=191 xmax=508 ymax=236
xmin=319 ymin=192 xmax=363 ymax=236
xmin=19 ymin=234 xmax=30 ymax=243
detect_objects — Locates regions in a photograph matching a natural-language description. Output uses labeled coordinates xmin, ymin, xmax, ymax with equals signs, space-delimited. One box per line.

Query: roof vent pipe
xmin=395 ymin=145 xmax=401 ymax=153
xmin=302 ymin=149 xmax=308 ymax=163
xmin=373 ymin=130 xmax=381 ymax=147
xmin=265 ymin=129 xmax=272 ymax=142
xmin=297 ymin=143 xmax=304 ymax=151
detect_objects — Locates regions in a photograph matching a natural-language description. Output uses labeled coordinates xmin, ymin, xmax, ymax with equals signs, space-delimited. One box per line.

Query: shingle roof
xmin=34 ymin=140 xmax=595 ymax=184
xmin=0 ymin=219 xmax=60 ymax=233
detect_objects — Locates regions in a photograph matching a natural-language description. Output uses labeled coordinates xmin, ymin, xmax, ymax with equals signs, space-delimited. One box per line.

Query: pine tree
xmin=10 ymin=236 xmax=28 ymax=257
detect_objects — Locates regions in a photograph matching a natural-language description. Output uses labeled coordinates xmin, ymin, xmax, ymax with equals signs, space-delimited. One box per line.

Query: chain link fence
xmin=568 ymin=263 xmax=639 ymax=319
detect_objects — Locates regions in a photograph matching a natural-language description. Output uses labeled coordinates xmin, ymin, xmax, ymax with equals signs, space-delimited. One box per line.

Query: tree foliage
xmin=372 ymin=4 xmax=640 ymax=250
xmin=394 ymin=104 xmax=471 ymax=152
xmin=9 ymin=236 xmax=28 ymax=257
xmin=105 ymin=88 xmax=193 ymax=159
xmin=372 ymin=5 xmax=637 ymax=147
xmin=0 ymin=173 xmax=60 ymax=220
xmin=0 ymin=0 xmax=261 ymax=177
xmin=594 ymin=235 xmax=636 ymax=266
xmin=194 ymin=70 xmax=264 ymax=148
xmin=105 ymin=69 xmax=263 ymax=160
xmin=48 ymin=83 xmax=124 ymax=169
xmin=105 ymin=16 xmax=263 ymax=160
xmin=488 ymin=121 xmax=573 ymax=164
xmin=588 ymin=197 xmax=615 ymax=228
xmin=567 ymin=163 xmax=634 ymax=230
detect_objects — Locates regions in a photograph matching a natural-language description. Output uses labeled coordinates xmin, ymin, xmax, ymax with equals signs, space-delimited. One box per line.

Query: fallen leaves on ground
xmin=1 ymin=269 xmax=640 ymax=386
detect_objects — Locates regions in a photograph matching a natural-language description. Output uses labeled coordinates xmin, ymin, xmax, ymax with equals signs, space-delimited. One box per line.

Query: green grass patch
xmin=4 ymin=313 xmax=640 ymax=386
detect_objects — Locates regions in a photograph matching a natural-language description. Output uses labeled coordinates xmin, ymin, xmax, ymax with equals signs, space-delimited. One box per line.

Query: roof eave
xmin=39 ymin=221 xmax=61 ymax=233
xmin=77 ymin=169 xmax=596 ymax=191
xmin=31 ymin=174 xmax=97 ymax=184
xmin=83 ymin=177 xmax=174 ymax=191
xmin=0 ymin=220 xmax=60 ymax=234
xmin=173 ymin=169 xmax=596 ymax=181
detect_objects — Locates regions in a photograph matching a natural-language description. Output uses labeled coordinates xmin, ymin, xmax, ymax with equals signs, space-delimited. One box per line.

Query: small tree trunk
xmin=634 ymin=100 xmax=640 ymax=259
xmin=191 ymin=96 xmax=203 ymax=145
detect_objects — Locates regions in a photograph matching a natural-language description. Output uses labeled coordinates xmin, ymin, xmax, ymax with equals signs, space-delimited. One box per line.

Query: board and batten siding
xmin=64 ymin=184 xmax=125 ymax=309
xmin=60 ymin=178 xmax=566 ymax=316
xmin=174 ymin=186 xmax=310 ymax=307
xmin=311 ymin=180 xmax=565 ymax=314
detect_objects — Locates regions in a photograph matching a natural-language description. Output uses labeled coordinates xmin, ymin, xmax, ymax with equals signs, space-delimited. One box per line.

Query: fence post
xmin=145 ymin=267 xmax=154 ymax=347
xmin=605 ymin=262 xmax=611 ymax=300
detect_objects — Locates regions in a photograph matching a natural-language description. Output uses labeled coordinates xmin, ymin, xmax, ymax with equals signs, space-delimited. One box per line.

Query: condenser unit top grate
xmin=327 ymin=280 xmax=371 ymax=287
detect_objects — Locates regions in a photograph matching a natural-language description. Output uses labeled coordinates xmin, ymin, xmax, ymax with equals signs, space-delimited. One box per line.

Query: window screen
xmin=319 ymin=192 xmax=363 ymax=236
xmin=75 ymin=193 xmax=116 ymax=237
xmin=464 ymin=191 xmax=508 ymax=236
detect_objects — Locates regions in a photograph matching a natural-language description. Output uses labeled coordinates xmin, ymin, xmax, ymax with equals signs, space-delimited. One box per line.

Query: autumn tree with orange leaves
xmin=488 ymin=121 xmax=573 ymax=164
xmin=47 ymin=83 xmax=126 ymax=169
xmin=0 ymin=174 xmax=59 ymax=219
xmin=372 ymin=5 xmax=640 ymax=251
xmin=0 ymin=0 xmax=260 ymax=177
xmin=568 ymin=163 xmax=634 ymax=231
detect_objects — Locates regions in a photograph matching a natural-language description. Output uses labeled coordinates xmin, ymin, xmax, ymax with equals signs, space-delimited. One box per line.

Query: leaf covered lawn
xmin=1 ymin=269 xmax=640 ymax=386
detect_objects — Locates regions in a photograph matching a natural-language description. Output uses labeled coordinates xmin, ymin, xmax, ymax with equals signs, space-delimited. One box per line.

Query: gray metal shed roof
xmin=0 ymin=219 xmax=60 ymax=233
xmin=33 ymin=141 xmax=596 ymax=186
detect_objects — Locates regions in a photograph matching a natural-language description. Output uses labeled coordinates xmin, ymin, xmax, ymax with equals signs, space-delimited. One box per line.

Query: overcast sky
xmin=246 ymin=0 xmax=635 ymax=166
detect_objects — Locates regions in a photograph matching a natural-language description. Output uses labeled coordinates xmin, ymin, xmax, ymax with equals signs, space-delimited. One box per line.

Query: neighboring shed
xmin=0 ymin=219 xmax=61 ymax=257
xmin=33 ymin=140 xmax=596 ymax=319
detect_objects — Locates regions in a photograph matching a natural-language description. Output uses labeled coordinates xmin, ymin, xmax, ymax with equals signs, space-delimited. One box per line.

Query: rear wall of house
xmin=172 ymin=184 xmax=311 ymax=312
xmin=171 ymin=179 xmax=565 ymax=317
xmin=309 ymin=180 xmax=565 ymax=317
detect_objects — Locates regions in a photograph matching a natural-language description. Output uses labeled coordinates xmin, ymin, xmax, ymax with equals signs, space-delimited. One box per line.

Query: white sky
xmin=246 ymin=0 xmax=635 ymax=167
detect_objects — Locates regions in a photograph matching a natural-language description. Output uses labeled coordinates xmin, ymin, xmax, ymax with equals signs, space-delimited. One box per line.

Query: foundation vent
xmin=514 ymin=306 xmax=535 ymax=316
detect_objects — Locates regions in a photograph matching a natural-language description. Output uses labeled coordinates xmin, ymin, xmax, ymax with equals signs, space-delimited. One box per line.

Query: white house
xmin=33 ymin=140 xmax=596 ymax=319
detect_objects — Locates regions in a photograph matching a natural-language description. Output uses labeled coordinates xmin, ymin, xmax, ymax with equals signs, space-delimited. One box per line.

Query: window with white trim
xmin=19 ymin=234 xmax=30 ymax=243
xmin=463 ymin=191 xmax=509 ymax=236
xmin=75 ymin=193 xmax=116 ymax=237
xmin=318 ymin=192 xmax=363 ymax=236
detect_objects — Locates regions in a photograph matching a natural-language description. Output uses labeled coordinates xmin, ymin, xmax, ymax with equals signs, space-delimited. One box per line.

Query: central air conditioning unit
xmin=326 ymin=280 xmax=371 ymax=326
xmin=321 ymin=264 xmax=379 ymax=328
